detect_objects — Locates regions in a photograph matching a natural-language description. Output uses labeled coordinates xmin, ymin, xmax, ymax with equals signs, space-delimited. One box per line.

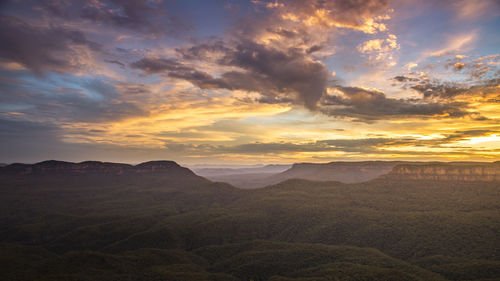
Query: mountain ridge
xmin=0 ymin=160 xmax=194 ymax=176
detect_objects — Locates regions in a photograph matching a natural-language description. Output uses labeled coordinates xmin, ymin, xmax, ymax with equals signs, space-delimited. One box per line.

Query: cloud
xmin=393 ymin=52 xmax=500 ymax=104
xmin=0 ymin=15 xmax=100 ymax=74
xmin=34 ymin=0 xmax=189 ymax=35
xmin=424 ymin=32 xmax=476 ymax=57
xmin=452 ymin=0 xmax=500 ymax=20
xmin=410 ymin=82 xmax=469 ymax=99
xmin=175 ymin=128 xmax=500 ymax=156
xmin=454 ymin=62 xmax=465 ymax=71
xmin=222 ymin=41 xmax=330 ymax=109
xmin=134 ymin=41 xmax=330 ymax=109
xmin=222 ymin=138 xmax=412 ymax=154
xmin=132 ymin=0 xmax=395 ymax=114
xmin=358 ymin=39 xmax=384 ymax=53
xmin=442 ymin=129 xmax=498 ymax=142
xmin=176 ymin=40 xmax=232 ymax=61
xmin=445 ymin=54 xmax=500 ymax=79
xmin=318 ymin=86 xmax=470 ymax=122
xmin=131 ymin=57 xmax=231 ymax=90
xmin=104 ymin=59 xmax=126 ymax=68
xmin=134 ymin=41 xmax=496 ymax=123
xmin=394 ymin=73 xmax=499 ymax=101
xmin=358 ymin=35 xmax=398 ymax=54
xmin=2 ymin=115 xmax=496 ymax=162
xmin=259 ymin=0 xmax=392 ymax=34
xmin=357 ymin=34 xmax=399 ymax=66
xmin=0 ymin=75 xmax=146 ymax=123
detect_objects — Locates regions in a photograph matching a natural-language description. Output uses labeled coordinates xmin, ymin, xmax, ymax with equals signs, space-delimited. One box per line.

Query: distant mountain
xmin=0 ymin=160 xmax=196 ymax=177
xmin=193 ymin=164 xmax=291 ymax=177
xmin=204 ymin=161 xmax=499 ymax=188
xmin=0 ymin=163 xmax=7 ymax=167
xmin=270 ymin=161 xmax=410 ymax=184
xmin=212 ymin=161 xmax=411 ymax=188
xmin=382 ymin=162 xmax=500 ymax=182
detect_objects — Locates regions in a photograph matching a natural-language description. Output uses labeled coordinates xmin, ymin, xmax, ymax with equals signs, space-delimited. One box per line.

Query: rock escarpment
xmin=385 ymin=162 xmax=500 ymax=182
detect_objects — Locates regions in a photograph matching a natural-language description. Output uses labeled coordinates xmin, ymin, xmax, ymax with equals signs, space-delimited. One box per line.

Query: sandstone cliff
xmin=385 ymin=163 xmax=500 ymax=182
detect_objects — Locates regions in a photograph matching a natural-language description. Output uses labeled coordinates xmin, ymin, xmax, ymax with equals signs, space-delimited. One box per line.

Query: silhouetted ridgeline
xmin=2 ymin=160 xmax=499 ymax=183
xmin=383 ymin=162 xmax=500 ymax=182
xmin=0 ymin=160 xmax=195 ymax=176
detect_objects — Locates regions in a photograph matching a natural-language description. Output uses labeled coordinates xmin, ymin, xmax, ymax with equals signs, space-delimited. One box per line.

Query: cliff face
xmin=0 ymin=160 xmax=195 ymax=177
xmin=386 ymin=163 xmax=500 ymax=182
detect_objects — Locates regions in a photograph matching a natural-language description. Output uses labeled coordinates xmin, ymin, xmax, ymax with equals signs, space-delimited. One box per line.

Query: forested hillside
xmin=1 ymin=161 xmax=499 ymax=280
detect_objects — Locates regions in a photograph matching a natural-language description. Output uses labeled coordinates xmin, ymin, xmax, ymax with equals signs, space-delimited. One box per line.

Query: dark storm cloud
xmin=319 ymin=86 xmax=470 ymax=122
xmin=0 ymin=15 xmax=100 ymax=74
xmin=222 ymin=41 xmax=330 ymax=109
xmin=135 ymin=41 xmax=330 ymax=109
xmin=131 ymin=58 xmax=231 ymax=89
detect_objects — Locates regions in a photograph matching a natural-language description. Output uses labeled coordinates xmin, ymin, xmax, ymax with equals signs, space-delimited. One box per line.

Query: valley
xmin=1 ymin=160 xmax=499 ymax=280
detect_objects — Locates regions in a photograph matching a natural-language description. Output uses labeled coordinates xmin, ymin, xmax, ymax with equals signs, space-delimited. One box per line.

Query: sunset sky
xmin=0 ymin=0 xmax=499 ymax=164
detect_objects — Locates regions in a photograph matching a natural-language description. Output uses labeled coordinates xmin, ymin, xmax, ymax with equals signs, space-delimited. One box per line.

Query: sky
xmin=0 ymin=0 xmax=499 ymax=165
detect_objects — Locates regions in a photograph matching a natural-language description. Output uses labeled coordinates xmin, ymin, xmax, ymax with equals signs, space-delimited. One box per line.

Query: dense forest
xmin=1 ymin=161 xmax=499 ymax=281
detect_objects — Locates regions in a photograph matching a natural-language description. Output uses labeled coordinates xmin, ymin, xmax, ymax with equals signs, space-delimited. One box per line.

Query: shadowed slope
xmin=1 ymin=160 xmax=499 ymax=280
